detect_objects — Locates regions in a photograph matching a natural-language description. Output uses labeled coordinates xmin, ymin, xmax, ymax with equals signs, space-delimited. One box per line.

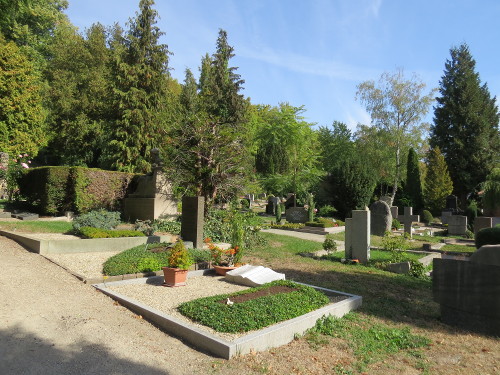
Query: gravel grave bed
xmin=45 ymin=250 xmax=121 ymax=279
xmin=107 ymin=275 xmax=251 ymax=341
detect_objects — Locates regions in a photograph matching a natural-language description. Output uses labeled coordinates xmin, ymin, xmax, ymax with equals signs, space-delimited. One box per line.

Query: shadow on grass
xmin=0 ymin=325 xmax=171 ymax=374
xmin=271 ymin=265 xmax=440 ymax=329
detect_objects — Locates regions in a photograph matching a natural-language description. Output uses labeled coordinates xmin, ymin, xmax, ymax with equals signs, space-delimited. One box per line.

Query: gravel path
xmin=0 ymin=235 xmax=217 ymax=375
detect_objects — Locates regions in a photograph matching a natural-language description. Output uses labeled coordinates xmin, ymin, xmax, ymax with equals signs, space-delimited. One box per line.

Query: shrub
xmin=391 ymin=218 xmax=401 ymax=230
xmin=382 ymin=232 xmax=409 ymax=263
xmin=323 ymin=234 xmax=337 ymax=252
xmin=134 ymin=219 xmax=181 ymax=236
xmin=465 ymin=200 xmax=478 ymax=229
xmin=317 ymin=205 xmax=336 ymax=217
xmin=72 ymin=209 xmax=121 ymax=232
xmin=168 ymin=240 xmax=193 ymax=269
xmin=475 ymin=227 xmax=500 ymax=249
xmin=421 ymin=210 xmax=433 ymax=225
xmin=103 ymin=243 xmax=170 ymax=275
xmin=78 ymin=226 xmax=145 ymax=239
xmin=269 ymin=223 xmax=305 ymax=230
xmin=240 ymin=198 xmax=250 ymax=210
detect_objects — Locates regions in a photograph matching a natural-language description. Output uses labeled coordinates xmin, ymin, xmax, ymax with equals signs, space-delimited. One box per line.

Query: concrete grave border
xmin=93 ymin=271 xmax=362 ymax=359
xmin=0 ymin=230 xmax=174 ymax=255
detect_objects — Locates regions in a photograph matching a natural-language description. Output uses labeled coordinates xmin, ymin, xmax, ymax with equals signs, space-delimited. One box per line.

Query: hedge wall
xmin=18 ymin=167 xmax=138 ymax=215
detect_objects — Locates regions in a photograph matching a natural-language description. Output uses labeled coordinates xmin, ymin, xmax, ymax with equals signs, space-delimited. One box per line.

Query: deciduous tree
xmin=356 ymin=69 xmax=435 ymax=205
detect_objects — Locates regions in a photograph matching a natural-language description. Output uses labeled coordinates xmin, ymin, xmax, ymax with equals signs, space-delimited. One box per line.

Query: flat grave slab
xmin=16 ymin=213 xmax=39 ymax=220
xmin=225 ymin=265 xmax=285 ymax=287
xmin=93 ymin=272 xmax=362 ymax=359
xmin=0 ymin=211 xmax=12 ymax=218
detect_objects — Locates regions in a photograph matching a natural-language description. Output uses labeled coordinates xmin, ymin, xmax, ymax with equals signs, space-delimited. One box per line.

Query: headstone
xmin=379 ymin=195 xmax=392 ymax=206
xmin=181 ymin=196 xmax=204 ymax=249
xmin=284 ymin=194 xmax=296 ymax=209
xmin=385 ymin=261 xmax=411 ymax=274
xmin=369 ymin=200 xmax=392 ymax=236
xmin=225 ymin=264 xmax=285 ymax=287
xmin=351 ymin=209 xmax=370 ymax=263
xmin=402 ymin=207 xmax=419 ymax=238
xmin=474 ymin=217 xmax=493 ymax=236
xmin=448 ymin=215 xmax=467 ymax=236
xmin=123 ymin=167 xmax=177 ymax=221
xmin=433 ymin=245 xmax=500 ymax=336
xmin=285 ymin=207 xmax=308 ymax=223
xmin=390 ymin=206 xmax=398 ymax=220
xmin=446 ymin=195 xmax=458 ymax=212
xmin=266 ymin=196 xmax=279 ymax=215
xmin=441 ymin=211 xmax=453 ymax=225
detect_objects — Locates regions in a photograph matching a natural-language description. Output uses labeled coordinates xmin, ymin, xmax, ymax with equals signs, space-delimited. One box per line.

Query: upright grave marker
xmin=369 ymin=200 xmax=392 ymax=236
xmin=181 ymin=196 xmax=204 ymax=249
xmin=402 ymin=207 xmax=419 ymax=238
xmin=448 ymin=215 xmax=467 ymax=236
xmin=345 ymin=209 xmax=370 ymax=263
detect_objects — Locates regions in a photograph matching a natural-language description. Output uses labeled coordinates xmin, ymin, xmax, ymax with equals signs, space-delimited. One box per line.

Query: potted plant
xmin=205 ymin=237 xmax=243 ymax=276
xmin=162 ymin=240 xmax=193 ymax=287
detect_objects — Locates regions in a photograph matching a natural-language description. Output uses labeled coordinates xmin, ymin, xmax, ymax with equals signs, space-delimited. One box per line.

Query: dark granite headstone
xmin=266 ymin=197 xmax=279 ymax=215
xmin=284 ymin=194 xmax=296 ymax=209
xmin=446 ymin=195 xmax=458 ymax=211
xmin=285 ymin=207 xmax=308 ymax=223
xmin=181 ymin=196 xmax=204 ymax=249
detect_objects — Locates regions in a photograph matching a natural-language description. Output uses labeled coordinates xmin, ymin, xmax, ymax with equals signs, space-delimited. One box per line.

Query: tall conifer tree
xmin=430 ymin=44 xmax=500 ymax=205
xmin=405 ymin=147 xmax=424 ymax=211
xmin=105 ymin=0 xmax=170 ymax=173
xmin=424 ymin=147 xmax=453 ymax=214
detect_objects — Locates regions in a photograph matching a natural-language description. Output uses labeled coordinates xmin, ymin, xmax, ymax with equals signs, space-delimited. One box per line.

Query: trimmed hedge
xmin=18 ymin=166 xmax=137 ymax=215
xmin=475 ymin=227 xmax=500 ymax=249
xmin=78 ymin=226 xmax=145 ymax=239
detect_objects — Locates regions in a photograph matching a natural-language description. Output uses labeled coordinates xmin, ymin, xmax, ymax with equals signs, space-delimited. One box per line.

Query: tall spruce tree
xmin=104 ymin=0 xmax=170 ymax=173
xmin=166 ymin=30 xmax=249 ymax=209
xmin=424 ymin=147 xmax=453 ymax=214
xmin=430 ymin=44 xmax=500 ymax=206
xmin=405 ymin=147 xmax=424 ymax=211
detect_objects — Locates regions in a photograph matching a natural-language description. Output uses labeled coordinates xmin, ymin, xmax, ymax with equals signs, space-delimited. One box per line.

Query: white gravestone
xmin=225 ymin=265 xmax=285 ymax=287
xmin=402 ymin=207 xmax=420 ymax=238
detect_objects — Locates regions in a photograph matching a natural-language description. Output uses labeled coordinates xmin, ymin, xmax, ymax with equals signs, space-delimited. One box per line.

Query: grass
xmin=441 ymin=244 xmax=476 ymax=254
xmin=322 ymin=249 xmax=426 ymax=263
xmin=178 ymin=280 xmax=329 ymax=333
xmin=0 ymin=220 xmax=73 ymax=233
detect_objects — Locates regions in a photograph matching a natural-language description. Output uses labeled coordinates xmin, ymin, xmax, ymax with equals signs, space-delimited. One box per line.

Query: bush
xmin=134 ymin=219 xmax=181 ymax=236
xmin=103 ymin=243 xmax=170 ymax=275
xmin=465 ymin=201 xmax=478 ymax=229
xmin=475 ymin=227 xmax=500 ymax=249
xmin=391 ymin=218 xmax=401 ymax=230
xmin=78 ymin=226 xmax=145 ymax=239
xmin=421 ymin=210 xmax=434 ymax=225
xmin=18 ymin=166 xmax=136 ymax=215
xmin=317 ymin=205 xmax=336 ymax=217
xmin=382 ymin=232 xmax=409 ymax=263
xmin=73 ymin=209 xmax=121 ymax=231
xmin=168 ymin=240 xmax=193 ymax=269
xmin=323 ymin=234 xmax=337 ymax=252
xmin=269 ymin=223 xmax=305 ymax=230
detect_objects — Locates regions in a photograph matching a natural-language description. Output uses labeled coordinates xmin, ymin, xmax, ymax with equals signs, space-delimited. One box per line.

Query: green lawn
xmin=0 ymin=220 xmax=73 ymax=233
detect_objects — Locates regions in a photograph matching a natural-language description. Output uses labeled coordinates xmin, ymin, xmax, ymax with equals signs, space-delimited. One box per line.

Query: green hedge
xmin=18 ymin=166 xmax=137 ymax=215
xmin=78 ymin=226 xmax=145 ymax=239
xmin=475 ymin=227 xmax=500 ymax=249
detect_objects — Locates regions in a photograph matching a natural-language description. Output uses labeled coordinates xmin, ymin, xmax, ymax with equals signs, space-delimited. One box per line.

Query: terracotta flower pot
xmin=213 ymin=265 xmax=237 ymax=276
xmin=162 ymin=267 xmax=188 ymax=287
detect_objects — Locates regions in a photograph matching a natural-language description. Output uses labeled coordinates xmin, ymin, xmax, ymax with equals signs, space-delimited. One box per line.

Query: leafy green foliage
xmin=307 ymin=313 xmax=430 ymax=372
xmin=382 ymin=232 xmax=409 ymax=263
xmin=475 ymin=227 xmax=500 ymax=249
xmin=421 ymin=210 xmax=434 ymax=225
xmin=323 ymin=234 xmax=337 ymax=252
xmin=483 ymin=167 xmax=500 ymax=216
xmin=78 ymin=226 xmax=145 ymax=239
xmin=431 ymin=44 xmax=500 ymax=205
xmin=356 ymin=69 xmax=435 ymax=204
xmin=405 ymin=148 xmax=424 ymax=210
xmin=72 ymin=209 xmax=121 ymax=231
xmin=168 ymin=240 xmax=193 ymax=270
xmin=0 ymin=35 xmax=48 ymax=158
xmin=102 ymin=243 xmax=169 ymax=275
xmin=177 ymin=280 xmax=329 ymax=333
xmin=424 ymin=147 xmax=453 ymax=214
xmin=134 ymin=219 xmax=181 ymax=236
xmin=317 ymin=205 xmax=336 ymax=217
xmin=392 ymin=218 xmax=401 ymax=230
xmin=465 ymin=200 xmax=478 ymax=229
xmin=268 ymin=223 xmax=305 ymax=230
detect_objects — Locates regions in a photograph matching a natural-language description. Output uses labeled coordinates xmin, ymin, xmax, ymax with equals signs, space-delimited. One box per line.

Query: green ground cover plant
xmin=0 ymin=220 xmax=72 ymax=233
xmin=177 ymin=280 xmax=329 ymax=333
xmin=78 ymin=226 xmax=145 ymax=239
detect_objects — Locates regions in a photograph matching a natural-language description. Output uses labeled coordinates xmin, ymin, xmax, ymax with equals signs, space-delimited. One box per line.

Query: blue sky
xmin=65 ymin=0 xmax=500 ymax=131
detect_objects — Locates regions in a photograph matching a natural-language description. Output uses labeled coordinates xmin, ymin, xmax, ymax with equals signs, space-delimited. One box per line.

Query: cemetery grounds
xmin=0 ymin=220 xmax=499 ymax=375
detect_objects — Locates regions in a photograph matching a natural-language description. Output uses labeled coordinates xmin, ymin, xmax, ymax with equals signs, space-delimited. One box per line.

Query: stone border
xmin=93 ymin=272 xmax=362 ymax=359
xmin=0 ymin=230 xmax=174 ymax=255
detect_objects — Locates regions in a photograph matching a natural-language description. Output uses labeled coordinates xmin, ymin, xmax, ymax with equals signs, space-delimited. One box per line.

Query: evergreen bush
xmin=317 ymin=205 xmax=336 ymax=217
xmin=78 ymin=226 xmax=145 ymax=238
xmin=475 ymin=227 xmax=500 ymax=249
xmin=421 ymin=210 xmax=434 ymax=225
xmin=72 ymin=209 xmax=121 ymax=231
